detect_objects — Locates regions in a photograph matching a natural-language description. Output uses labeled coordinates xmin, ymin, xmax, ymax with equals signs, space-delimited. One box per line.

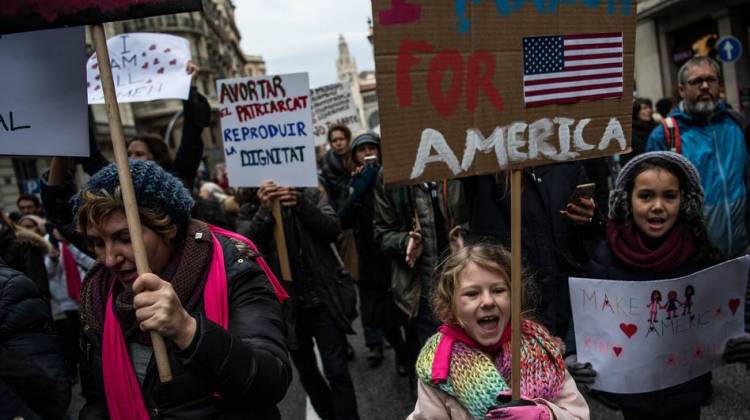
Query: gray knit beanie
xmin=71 ymin=160 xmax=194 ymax=226
xmin=609 ymin=151 xmax=703 ymax=223
xmin=350 ymin=132 xmax=381 ymax=158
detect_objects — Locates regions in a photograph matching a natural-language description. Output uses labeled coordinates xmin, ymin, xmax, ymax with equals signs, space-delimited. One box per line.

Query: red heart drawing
xmin=153 ymin=58 xmax=160 ymax=65
xmin=729 ymin=299 xmax=740 ymax=315
xmin=157 ymin=68 xmax=165 ymax=74
xmin=619 ymin=323 xmax=638 ymax=338
xmin=91 ymin=63 xmax=98 ymax=69
xmin=164 ymin=48 xmax=171 ymax=53
xmin=142 ymin=62 xmax=149 ymax=69
xmin=169 ymin=59 xmax=177 ymax=65
xmin=149 ymin=44 xmax=156 ymax=50
xmin=612 ymin=347 xmax=623 ymax=357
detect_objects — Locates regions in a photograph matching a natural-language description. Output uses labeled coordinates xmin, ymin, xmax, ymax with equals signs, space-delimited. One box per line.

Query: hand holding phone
xmin=561 ymin=183 xmax=596 ymax=225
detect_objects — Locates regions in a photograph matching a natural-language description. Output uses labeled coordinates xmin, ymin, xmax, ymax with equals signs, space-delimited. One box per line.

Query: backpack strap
xmin=660 ymin=117 xmax=682 ymax=154
xmin=726 ymin=109 xmax=750 ymax=152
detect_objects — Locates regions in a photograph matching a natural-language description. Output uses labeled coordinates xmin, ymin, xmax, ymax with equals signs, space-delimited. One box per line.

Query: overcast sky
xmin=234 ymin=0 xmax=375 ymax=88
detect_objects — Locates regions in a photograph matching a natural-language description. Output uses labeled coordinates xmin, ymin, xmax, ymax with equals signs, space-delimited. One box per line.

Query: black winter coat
xmin=320 ymin=150 xmax=350 ymax=211
xmin=0 ymin=224 xmax=50 ymax=300
xmin=463 ymin=163 xmax=603 ymax=340
xmin=236 ymin=188 xmax=357 ymax=346
xmin=78 ymin=232 xmax=291 ymax=419
xmin=0 ymin=258 xmax=70 ymax=420
xmin=582 ymin=241 xmax=713 ymax=413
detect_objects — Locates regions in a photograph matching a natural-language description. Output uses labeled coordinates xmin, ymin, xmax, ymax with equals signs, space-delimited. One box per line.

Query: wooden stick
xmin=91 ymin=24 xmax=172 ymax=383
xmin=272 ymin=199 xmax=293 ymax=281
xmin=510 ymin=169 xmax=522 ymax=400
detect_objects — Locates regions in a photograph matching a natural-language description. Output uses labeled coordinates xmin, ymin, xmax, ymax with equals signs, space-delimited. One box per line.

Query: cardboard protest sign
xmin=216 ymin=73 xmax=317 ymax=188
xmin=311 ymin=82 xmax=363 ymax=146
xmin=569 ymin=256 xmax=749 ymax=394
xmin=371 ymin=1 xmax=636 ymax=184
xmin=0 ymin=26 xmax=88 ymax=157
xmin=0 ymin=0 xmax=202 ymax=35
xmin=87 ymin=33 xmax=192 ymax=104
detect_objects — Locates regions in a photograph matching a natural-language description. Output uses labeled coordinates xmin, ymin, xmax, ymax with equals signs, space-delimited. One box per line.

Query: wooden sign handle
xmin=510 ymin=169 xmax=522 ymax=400
xmin=91 ymin=24 xmax=172 ymax=383
xmin=272 ymin=199 xmax=293 ymax=281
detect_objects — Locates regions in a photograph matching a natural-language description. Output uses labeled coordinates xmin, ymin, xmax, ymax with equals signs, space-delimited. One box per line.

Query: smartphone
xmin=364 ymin=155 xmax=378 ymax=166
xmin=568 ymin=182 xmax=596 ymax=205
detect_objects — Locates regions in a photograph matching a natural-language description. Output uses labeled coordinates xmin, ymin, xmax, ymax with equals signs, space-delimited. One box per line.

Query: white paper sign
xmin=87 ymin=33 xmax=191 ymax=104
xmin=311 ymin=82 xmax=362 ymax=146
xmin=0 ymin=26 xmax=88 ymax=157
xmin=569 ymin=256 xmax=749 ymax=394
xmin=216 ymin=73 xmax=317 ymax=187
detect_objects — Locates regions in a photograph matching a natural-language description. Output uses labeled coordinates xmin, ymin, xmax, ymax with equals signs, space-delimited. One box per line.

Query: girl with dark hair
xmin=567 ymin=151 xmax=748 ymax=420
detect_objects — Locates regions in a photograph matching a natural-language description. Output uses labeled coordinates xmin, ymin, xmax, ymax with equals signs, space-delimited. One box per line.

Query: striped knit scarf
xmin=415 ymin=320 xmax=565 ymax=420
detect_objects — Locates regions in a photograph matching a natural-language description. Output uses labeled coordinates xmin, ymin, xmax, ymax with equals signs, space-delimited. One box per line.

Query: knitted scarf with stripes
xmin=416 ymin=319 xmax=565 ymax=420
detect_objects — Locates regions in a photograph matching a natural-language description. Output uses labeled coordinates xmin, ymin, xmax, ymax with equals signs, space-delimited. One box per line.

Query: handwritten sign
xmin=87 ymin=33 xmax=192 ymax=104
xmin=311 ymin=82 xmax=363 ymax=146
xmin=569 ymin=256 xmax=749 ymax=394
xmin=0 ymin=27 xmax=88 ymax=157
xmin=0 ymin=0 xmax=202 ymax=35
xmin=216 ymin=73 xmax=317 ymax=187
xmin=371 ymin=0 xmax=636 ymax=184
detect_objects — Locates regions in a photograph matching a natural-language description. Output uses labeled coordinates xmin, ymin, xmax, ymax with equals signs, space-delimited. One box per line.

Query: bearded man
xmin=647 ymin=56 xmax=750 ymax=258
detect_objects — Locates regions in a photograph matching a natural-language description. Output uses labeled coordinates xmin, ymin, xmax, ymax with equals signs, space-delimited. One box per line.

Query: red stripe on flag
xmin=524 ymin=72 xmax=623 ymax=86
xmin=564 ymin=63 xmax=623 ymax=71
xmin=524 ymin=82 xmax=623 ymax=97
xmin=565 ymin=53 xmax=623 ymax=60
xmin=563 ymin=32 xmax=621 ymax=40
xmin=525 ymin=92 xmax=623 ymax=107
xmin=564 ymin=42 xmax=622 ymax=50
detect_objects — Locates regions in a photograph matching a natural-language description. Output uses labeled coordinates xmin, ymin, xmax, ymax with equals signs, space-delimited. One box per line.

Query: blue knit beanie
xmin=71 ymin=160 xmax=194 ymax=225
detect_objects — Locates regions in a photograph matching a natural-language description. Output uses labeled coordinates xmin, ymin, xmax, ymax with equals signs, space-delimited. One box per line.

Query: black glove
xmin=723 ymin=336 xmax=750 ymax=364
xmin=565 ymin=354 xmax=597 ymax=387
xmin=350 ymin=165 xmax=378 ymax=201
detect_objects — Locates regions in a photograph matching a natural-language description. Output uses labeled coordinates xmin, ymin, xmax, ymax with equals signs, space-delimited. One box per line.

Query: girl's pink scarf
xmin=60 ymin=242 xmax=81 ymax=303
xmin=432 ymin=322 xmax=511 ymax=384
xmin=102 ymin=226 xmax=288 ymax=419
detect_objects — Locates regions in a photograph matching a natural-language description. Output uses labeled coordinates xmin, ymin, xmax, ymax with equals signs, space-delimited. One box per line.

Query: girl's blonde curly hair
xmin=431 ymin=243 xmax=535 ymax=325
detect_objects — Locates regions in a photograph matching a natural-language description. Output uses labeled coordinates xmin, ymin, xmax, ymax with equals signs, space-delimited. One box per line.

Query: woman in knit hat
xmin=567 ymin=151 xmax=750 ymax=419
xmin=408 ymin=243 xmax=589 ymax=420
xmin=72 ymin=160 xmax=291 ymax=419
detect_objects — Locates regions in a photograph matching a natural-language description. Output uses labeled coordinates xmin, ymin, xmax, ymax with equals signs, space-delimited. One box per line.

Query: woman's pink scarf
xmin=102 ymin=227 xmax=287 ymax=419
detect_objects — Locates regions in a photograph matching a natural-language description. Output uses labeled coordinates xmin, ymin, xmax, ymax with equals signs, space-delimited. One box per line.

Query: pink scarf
xmin=432 ymin=322 xmax=511 ymax=384
xmin=60 ymin=242 xmax=81 ymax=303
xmin=103 ymin=227 xmax=287 ymax=419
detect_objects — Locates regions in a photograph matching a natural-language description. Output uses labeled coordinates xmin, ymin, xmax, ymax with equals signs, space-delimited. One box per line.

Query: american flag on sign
xmin=522 ymin=32 xmax=624 ymax=107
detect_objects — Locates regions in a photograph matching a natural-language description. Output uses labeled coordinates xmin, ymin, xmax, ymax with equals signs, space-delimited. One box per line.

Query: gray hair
xmin=677 ymin=56 xmax=721 ymax=85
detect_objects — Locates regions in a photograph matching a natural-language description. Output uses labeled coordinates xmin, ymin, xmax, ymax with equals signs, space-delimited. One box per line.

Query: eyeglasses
xmin=686 ymin=76 xmax=719 ymax=87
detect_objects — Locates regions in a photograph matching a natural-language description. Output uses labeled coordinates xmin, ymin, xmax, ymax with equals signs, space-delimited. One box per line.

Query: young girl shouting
xmin=408 ymin=244 xmax=589 ymax=420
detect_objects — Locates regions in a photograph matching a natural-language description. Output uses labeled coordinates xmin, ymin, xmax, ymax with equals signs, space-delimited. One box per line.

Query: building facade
xmin=335 ymin=34 xmax=379 ymax=134
xmin=1 ymin=0 xmax=264 ymax=213
xmin=635 ymin=0 xmax=750 ymax=116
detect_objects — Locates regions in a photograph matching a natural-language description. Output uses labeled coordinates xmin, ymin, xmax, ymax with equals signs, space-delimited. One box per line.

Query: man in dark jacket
xmin=237 ymin=182 xmax=360 ymax=420
xmin=338 ymin=133 xmax=410 ymax=372
xmin=0 ymin=257 xmax=71 ymax=420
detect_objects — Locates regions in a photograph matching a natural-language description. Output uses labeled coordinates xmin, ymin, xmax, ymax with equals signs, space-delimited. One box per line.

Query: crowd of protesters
xmin=2 ymin=55 xmax=750 ymax=420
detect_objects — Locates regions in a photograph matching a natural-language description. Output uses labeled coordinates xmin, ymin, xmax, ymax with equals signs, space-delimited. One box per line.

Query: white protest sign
xmin=569 ymin=256 xmax=749 ymax=394
xmin=87 ymin=32 xmax=191 ymax=104
xmin=216 ymin=73 xmax=317 ymax=187
xmin=311 ymin=82 xmax=362 ymax=146
xmin=0 ymin=26 xmax=88 ymax=157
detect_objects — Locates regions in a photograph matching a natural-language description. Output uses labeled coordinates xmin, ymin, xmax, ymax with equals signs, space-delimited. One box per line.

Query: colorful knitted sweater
xmin=416 ymin=320 xmax=566 ymax=420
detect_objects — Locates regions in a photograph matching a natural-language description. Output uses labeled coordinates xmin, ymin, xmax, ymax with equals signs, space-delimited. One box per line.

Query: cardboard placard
xmin=87 ymin=33 xmax=192 ymax=104
xmin=372 ymin=1 xmax=636 ymax=185
xmin=569 ymin=256 xmax=749 ymax=394
xmin=311 ymin=82 xmax=363 ymax=146
xmin=0 ymin=0 xmax=202 ymax=35
xmin=0 ymin=26 xmax=88 ymax=157
xmin=216 ymin=73 xmax=318 ymax=188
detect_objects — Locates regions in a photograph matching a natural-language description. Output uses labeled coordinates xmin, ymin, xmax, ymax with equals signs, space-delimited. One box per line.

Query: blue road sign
xmin=717 ymin=36 xmax=743 ymax=63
